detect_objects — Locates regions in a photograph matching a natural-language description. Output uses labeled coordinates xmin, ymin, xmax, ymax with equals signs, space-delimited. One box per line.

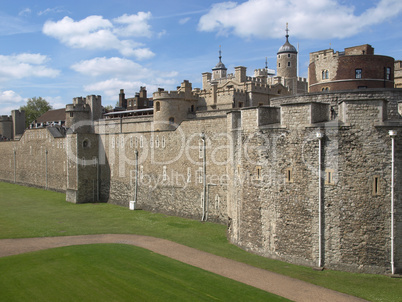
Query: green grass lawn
xmin=0 ymin=182 xmax=401 ymax=301
xmin=0 ymin=244 xmax=289 ymax=302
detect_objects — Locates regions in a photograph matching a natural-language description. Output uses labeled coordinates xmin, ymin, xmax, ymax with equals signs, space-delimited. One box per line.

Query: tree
xmin=104 ymin=105 xmax=114 ymax=112
xmin=20 ymin=97 xmax=53 ymax=128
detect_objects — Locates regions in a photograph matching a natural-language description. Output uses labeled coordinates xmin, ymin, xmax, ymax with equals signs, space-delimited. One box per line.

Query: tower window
xmin=386 ymin=67 xmax=391 ymax=80
xmin=322 ymin=70 xmax=329 ymax=80
xmin=355 ymin=69 xmax=362 ymax=79
xmin=287 ymin=62 xmax=291 ymax=67
xmin=288 ymin=54 xmax=290 ymax=58
xmin=155 ymin=102 xmax=160 ymax=112
xmin=278 ymin=63 xmax=280 ymax=68
xmin=169 ymin=117 xmax=175 ymax=125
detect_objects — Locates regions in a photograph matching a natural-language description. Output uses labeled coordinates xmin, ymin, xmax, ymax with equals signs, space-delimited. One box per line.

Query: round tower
xmin=153 ymin=81 xmax=198 ymax=131
xmin=277 ymin=23 xmax=298 ymax=80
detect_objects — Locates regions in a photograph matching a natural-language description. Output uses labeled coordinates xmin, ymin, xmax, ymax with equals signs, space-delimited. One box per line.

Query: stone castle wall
xmin=0 ymin=128 xmax=67 ymax=191
xmin=0 ymin=89 xmax=401 ymax=274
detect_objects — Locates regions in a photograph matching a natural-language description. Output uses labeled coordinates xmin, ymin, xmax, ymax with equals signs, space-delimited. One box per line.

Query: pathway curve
xmin=0 ymin=234 xmax=367 ymax=302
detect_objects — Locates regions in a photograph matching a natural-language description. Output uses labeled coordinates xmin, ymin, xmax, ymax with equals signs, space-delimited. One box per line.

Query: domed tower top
xmin=212 ymin=46 xmax=227 ymax=80
xmin=277 ymin=23 xmax=297 ymax=55
xmin=276 ymin=23 xmax=298 ymax=92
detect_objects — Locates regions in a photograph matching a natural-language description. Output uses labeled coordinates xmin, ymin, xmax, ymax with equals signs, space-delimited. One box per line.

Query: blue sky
xmin=1 ymin=0 xmax=402 ymax=114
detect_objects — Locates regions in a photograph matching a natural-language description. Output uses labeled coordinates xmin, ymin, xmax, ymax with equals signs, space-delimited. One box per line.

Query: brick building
xmin=308 ymin=44 xmax=395 ymax=92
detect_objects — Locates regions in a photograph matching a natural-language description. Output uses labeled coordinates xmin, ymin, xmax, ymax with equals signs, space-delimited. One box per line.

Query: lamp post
xmin=389 ymin=130 xmax=397 ymax=275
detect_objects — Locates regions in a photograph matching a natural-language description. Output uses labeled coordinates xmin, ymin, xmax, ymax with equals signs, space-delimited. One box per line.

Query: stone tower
xmin=212 ymin=46 xmax=227 ymax=80
xmin=277 ymin=23 xmax=298 ymax=93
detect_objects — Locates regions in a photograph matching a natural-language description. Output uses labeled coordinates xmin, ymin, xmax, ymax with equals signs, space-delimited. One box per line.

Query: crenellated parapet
xmin=65 ymin=95 xmax=102 ymax=133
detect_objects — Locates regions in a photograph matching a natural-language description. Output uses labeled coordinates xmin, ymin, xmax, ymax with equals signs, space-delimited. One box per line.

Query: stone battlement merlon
xmin=0 ymin=115 xmax=12 ymax=121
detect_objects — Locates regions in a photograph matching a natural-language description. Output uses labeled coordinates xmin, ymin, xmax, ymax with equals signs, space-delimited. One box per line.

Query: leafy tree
xmin=20 ymin=97 xmax=53 ymax=128
xmin=104 ymin=105 xmax=114 ymax=112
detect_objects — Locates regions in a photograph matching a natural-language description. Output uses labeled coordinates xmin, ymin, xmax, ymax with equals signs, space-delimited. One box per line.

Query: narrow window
xmin=325 ymin=169 xmax=335 ymax=185
xmin=135 ymin=136 xmax=138 ymax=148
xmin=215 ymin=194 xmax=220 ymax=210
xmin=163 ymin=166 xmax=167 ymax=181
xmin=140 ymin=136 xmax=143 ymax=148
xmin=191 ymin=105 xmax=195 ymax=112
xmin=155 ymin=136 xmax=159 ymax=148
xmin=256 ymin=166 xmax=262 ymax=180
xmin=355 ymin=69 xmax=362 ymax=79
xmin=199 ymin=141 xmax=203 ymax=159
xmin=386 ymin=67 xmax=391 ymax=80
xmin=70 ymin=112 xmax=73 ymax=117
xmin=162 ymin=136 xmax=166 ymax=148
xmin=287 ymin=62 xmax=291 ymax=67
xmin=285 ymin=168 xmax=293 ymax=183
xmin=169 ymin=117 xmax=175 ymax=125
xmin=112 ymin=137 xmax=115 ymax=149
xmin=278 ymin=63 xmax=281 ymax=68
xmin=130 ymin=136 xmax=133 ymax=148
xmin=150 ymin=137 xmax=153 ymax=148
xmin=155 ymin=101 xmax=161 ymax=112
xmin=373 ymin=176 xmax=380 ymax=195
xmin=187 ymin=167 xmax=191 ymax=183
xmin=200 ymin=192 xmax=204 ymax=208
xmin=120 ymin=136 xmax=124 ymax=148
xmin=238 ymin=102 xmax=244 ymax=108
xmin=288 ymin=54 xmax=290 ymax=58
xmin=198 ymin=167 xmax=203 ymax=183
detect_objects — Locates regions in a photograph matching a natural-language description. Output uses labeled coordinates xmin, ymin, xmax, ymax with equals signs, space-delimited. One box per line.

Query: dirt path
xmin=0 ymin=234 xmax=367 ymax=302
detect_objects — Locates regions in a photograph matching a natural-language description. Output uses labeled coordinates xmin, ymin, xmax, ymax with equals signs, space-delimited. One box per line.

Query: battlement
xmin=0 ymin=115 xmax=12 ymax=121
xmin=153 ymin=81 xmax=199 ymax=101
xmin=66 ymin=103 xmax=90 ymax=112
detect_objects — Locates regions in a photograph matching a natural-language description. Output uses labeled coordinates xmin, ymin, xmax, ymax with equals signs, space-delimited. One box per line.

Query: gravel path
xmin=0 ymin=234 xmax=367 ymax=302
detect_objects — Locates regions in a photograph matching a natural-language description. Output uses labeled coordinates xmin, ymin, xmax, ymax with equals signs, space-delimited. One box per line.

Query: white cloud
xmin=18 ymin=8 xmax=32 ymax=16
xmin=71 ymin=57 xmax=177 ymax=79
xmin=43 ymin=14 xmax=156 ymax=59
xmin=179 ymin=17 xmax=191 ymax=25
xmin=38 ymin=7 xmax=70 ymax=16
xmin=113 ymin=12 xmax=153 ymax=38
xmin=71 ymin=57 xmax=178 ymax=105
xmin=0 ymin=53 xmax=60 ymax=80
xmin=0 ymin=90 xmax=25 ymax=115
xmin=71 ymin=57 xmax=147 ymax=77
xmin=45 ymin=96 xmax=67 ymax=109
xmin=198 ymin=0 xmax=402 ymax=39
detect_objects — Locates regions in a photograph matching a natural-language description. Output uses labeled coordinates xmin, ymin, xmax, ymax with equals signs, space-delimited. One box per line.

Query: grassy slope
xmin=0 ymin=182 xmax=401 ymax=301
xmin=0 ymin=244 xmax=288 ymax=302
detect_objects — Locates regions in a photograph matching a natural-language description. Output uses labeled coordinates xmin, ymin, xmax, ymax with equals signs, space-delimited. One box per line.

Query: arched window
xmin=155 ymin=101 xmax=160 ymax=112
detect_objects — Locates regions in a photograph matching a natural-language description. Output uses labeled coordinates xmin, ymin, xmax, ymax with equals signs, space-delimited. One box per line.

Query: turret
xmin=65 ymin=95 xmax=102 ymax=133
xmin=153 ymin=80 xmax=198 ymax=131
xmin=212 ymin=46 xmax=227 ymax=80
xmin=277 ymin=23 xmax=298 ymax=93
